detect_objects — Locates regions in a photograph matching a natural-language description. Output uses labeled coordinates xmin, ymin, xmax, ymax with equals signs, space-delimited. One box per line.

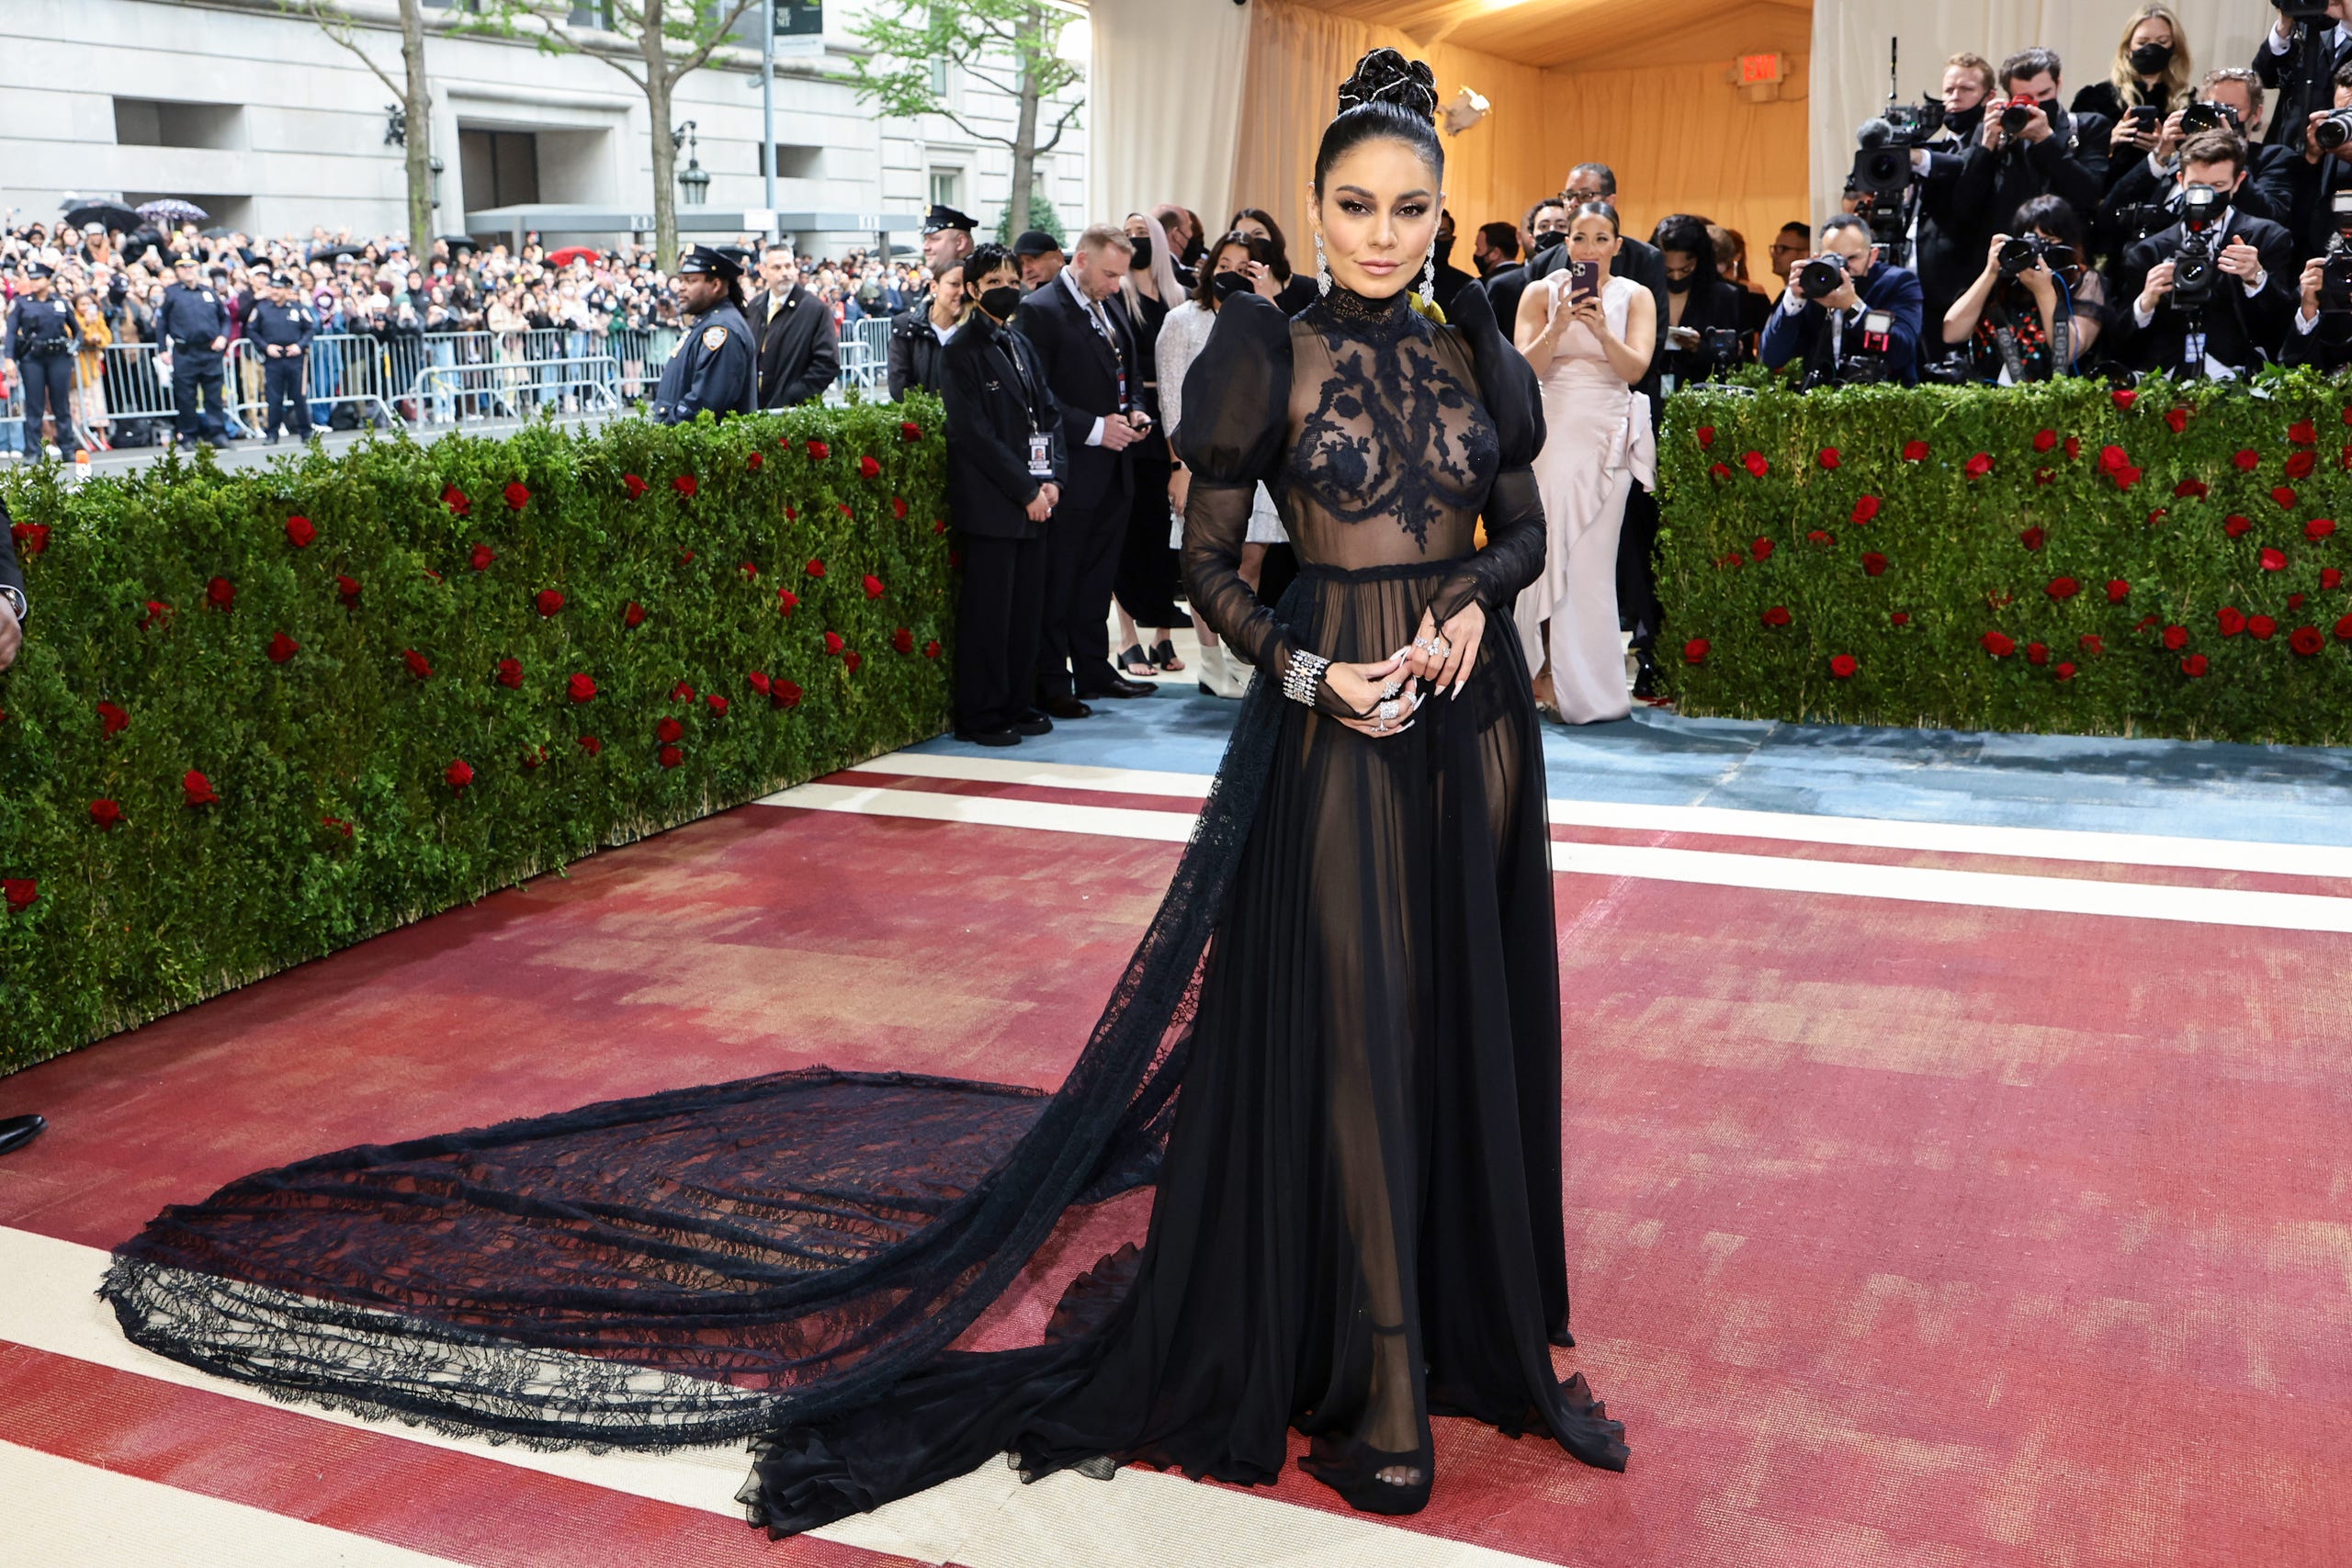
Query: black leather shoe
xmin=1080 ymin=676 xmax=1157 ymax=700
xmin=0 ymin=1113 xmax=47 ymax=1157
xmin=955 ymin=727 xmax=1021 ymax=748
xmin=1009 ymin=711 xmax=1054 ymax=737
xmin=1043 ymin=695 xmax=1093 ymax=720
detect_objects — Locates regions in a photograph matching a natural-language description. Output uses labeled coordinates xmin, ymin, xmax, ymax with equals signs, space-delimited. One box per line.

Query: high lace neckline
xmin=1317 ymin=283 xmax=1414 ymax=326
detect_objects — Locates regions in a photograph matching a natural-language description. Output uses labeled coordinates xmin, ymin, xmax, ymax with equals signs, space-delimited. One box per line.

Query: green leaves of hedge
xmin=0 ymin=400 xmax=950 ymax=1074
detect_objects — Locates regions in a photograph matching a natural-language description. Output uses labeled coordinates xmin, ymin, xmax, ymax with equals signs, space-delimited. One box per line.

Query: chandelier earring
xmin=1419 ymin=238 xmax=1436 ymax=300
xmin=1315 ymin=231 xmax=1331 ymax=296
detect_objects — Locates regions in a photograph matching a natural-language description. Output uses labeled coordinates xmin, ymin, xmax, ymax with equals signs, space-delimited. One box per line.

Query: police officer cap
xmin=269 ymin=272 xmax=294 ymax=287
xmin=676 ymin=244 xmax=743 ymax=281
xmin=21 ymin=261 xmax=54 ymax=280
xmin=922 ymin=204 xmax=977 ymax=236
xmin=170 ymin=253 xmax=198 ymax=267
xmin=1012 ymin=230 xmax=1063 ymax=259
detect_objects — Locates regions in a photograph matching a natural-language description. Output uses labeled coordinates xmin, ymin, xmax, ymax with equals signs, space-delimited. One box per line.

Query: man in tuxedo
xmin=1428 ymin=209 xmax=1478 ymax=311
xmin=1482 ymin=197 xmax=1566 ymax=329
xmin=0 ymin=497 xmax=35 ymax=1160
xmin=2120 ymin=133 xmax=2298 ymax=378
xmin=1014 ymin=223 xmax=1154 ymax=716
xmin=2253 ymin=0 xmax=2352 ymax=152
xmin=745 ymin=243 xmax=839 ymax=409
xmin=1760 ymin=215 xmax=1927 ymax=386
xmin=2103 ymin=69 xmax=2296 ymax=257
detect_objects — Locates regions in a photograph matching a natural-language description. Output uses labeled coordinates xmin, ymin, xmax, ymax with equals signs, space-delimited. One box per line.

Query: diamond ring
xmin=1417 ymin=635 xmax=1453 ymax=660
xmin=1377 ymin=698 xmax=1401 ymax=724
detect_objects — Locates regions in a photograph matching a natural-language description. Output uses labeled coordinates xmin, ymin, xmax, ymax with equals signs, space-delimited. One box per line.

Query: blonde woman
xmin=72 ymin=291 xmax=114 ymax=450
xmin=2079 ymin=4 xmax=2192 ymax=162
xmin=1113 ymin=209 xmax=1188 ymax=681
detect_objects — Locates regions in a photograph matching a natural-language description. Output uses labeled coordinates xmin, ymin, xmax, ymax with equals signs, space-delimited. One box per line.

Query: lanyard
xmin=996 ymin=331 xmax=1042 ymax=432
xmin=1071 ymin=279 xmax=1128 ymax=411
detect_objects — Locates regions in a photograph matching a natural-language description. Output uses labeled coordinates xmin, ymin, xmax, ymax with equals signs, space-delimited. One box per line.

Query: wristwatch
xmin=0 ymin=585 xmax=25 ymax=625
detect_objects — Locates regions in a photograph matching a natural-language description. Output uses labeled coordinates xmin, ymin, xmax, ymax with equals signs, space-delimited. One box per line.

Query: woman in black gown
xmin=100 ymin=45 xmax=1624 ymax=1536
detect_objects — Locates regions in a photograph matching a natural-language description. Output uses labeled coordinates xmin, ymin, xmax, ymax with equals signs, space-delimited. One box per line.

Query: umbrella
xmin=137 ymin=198 xmax=209 ymax=225
xmin=62 ymin=198 xmax=139 ymax=232
xmin=547 ymin=245 xmax=600 ymax=267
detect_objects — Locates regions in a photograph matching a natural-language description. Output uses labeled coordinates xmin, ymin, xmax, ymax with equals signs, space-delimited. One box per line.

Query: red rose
xmin=2250 ymin=615 xmax=2278 ymax=640
xmin=1964 ymin=452 xmax=1994 ymax=479
xmin=2097 ymin=445 xmax=2128 ymax=473
xmin=1850 ymin=494 xmax=1882 ymax=525
xmin=924 ymin=640 xmax=942 ymax=659
xmin=671 ymin=681 xmax=695 ymax=702
xmin=707 ymin=694 xmax=729 ymax=715
xmin=900 ymin=419 xmax=923 ymax=442
xmin=423 ymin=568 xmax=443 ymax=582
xmin=740 ymin=561 xmax=760 ymax=581
xmin=2165 ymin=407 xmax=2189 ymax=434
xmin=2064 ymin=436 xmax=2082 ymax=461
xmin=1828 ymin=654 xmax=1858 ymax=679
xmin=1982 ymin=630 xmax=2016 ymax=657
xmin=445 ymin=759 xmax=473 ymax=790
xmin=2100 ymin=580 xmax=2128 ymax=604
xmin=807 ymin=440 xmax=831 ymax=461
xmin=891 ymin=626 xmax=914 ymax=654
xmin=182 ymin=769 xmax=219 ymax=808
xmin=2027 ymin=641 xmax=2050 ymax=665
xmin=776 ymin=588 xmax=800 ymax=615
xmin=2112 ymin=389 xmax=2137 ymax=412
xmin=1806 ymin=529 xmax=1835 ymax=547
xmin=2290 ymin=418 xmax=2318 ymax=445
xmin=138 ymin=600 xmax=169 ymax=630
xmin=859 ymin=455 xmax=882 ymax=479
xmin=2288 ymin=450 xmax=2318 ymax=480
xmin=772 ymin=678 xmax=804 ymax=708
xmin=659 ymin=744 xmax=684 ymax=769
xmin=521 ymin=746 xmax=546 ymax=771
xmin=2054 ymin=661 xmax=2077 ymax=681
xmin=1902 ymin=439 xmax=1928 ymax=461
xmin=493 ymin=657 xmax=522 ymax=689
xmin=2032 ymin=428 xmax=2057 ymax=453
xmin=2020 ymin=525 xmax=2046 ymax=550
xmin=337 ymin=574 xmax=362 ymax=606
xmin=89 ymin=798 xmax=122 ymax=829
xmin=657 ymin=716 xmax=685 ymax=743
xmin=673 ymin=474 xmax=698 ymax=497
xmin=503 ymin=480 xmax=531 ymax=511
xmin=1696 ymin=424 xmax=1716 ymax=447
xmin=96 ymin=700 xmax=129 ymax=736
xmin=2291 ymin=593 xmax=2307 ymax=609
xmin=806 ymin=558 xmax=827 ymax=578
xmin=624 ymin=473 xmax=648 ymax=499
xmin=2291 ymin=625 xmax=2325 ymax=656
xmin=864 ymin=574 xmax=887 ymax=599
xmin=1710 ymin=461 xmax=1733 ymax=482
xmin=2115 ymin=464 xmax=2144 ymax=491
xmin=2047 ymin=576 xmax=2081 ymax=600
xmin=442 ymin=484 xmax=470 ymax=515
xmin=679 ymin=551 xmax=696 ymax=565
xmin=536 ymin=588 xmax=565 ymax=616
xmin=747 ymin=671 xmax=772 ymax=696
xmin=207 ymin=576 xmax=235 ymax=611
xmin=1742 ymin=451 xmax=1770 ymax=479
xmin=1862 ymin=552 xmax=1888 ymax=577
xmin=1761 ymin=604 xmax=1792 ymax=627
xmin=625 ymin=600 xmax=647 ymax=627
xmin=579 ymin=736 xmax=603 ymax=756
xmin=2 ymin=879 xmax=35 ymax=912
xmin=2225 ymin=515 xmax=2253 ymax=538
xmin=2033 ymin=468 xmax=2055 ymax=487
xmin=838 ymin=503 xmax=854 ymax=517
xmin=823 ymin=630 xmax=846 ymax=654
xmin=403 ymin=648 xmax=433 ymax=680
xmin=470 ymin=544 xmax=495 ymax=571
xmin=9 ymin=522 xmax=47 ymax=556
xmin=1683 ymin=638 xmax=1710 ymax=664
xmin=285 ymin=514 xmax=316 ymax=548
xmin=2338 ymin=614 xmax=2352 ymax=641
xmin=1818 ymin=447 xmax=1842 ymax=469
xmin=2261 ymin=547 xmax=2289 ymax=571
xmin=1752 ymin=537 xmax=1774 ymax=561
xmin=2308 ymin=518 xmax=2338 ymax=540
xmin=892 ymin=496 xmax=909 ymax=520
xmin=2234 ymin=449 xmax=2261 ymax=471
xmin=843 ymin=650 xmax=863 ymax=672
xmin=2080 ymin=634 xmax=2106 ymax=656
xmin=268 ymin=632 xmax=300 ymax=663
xmin=2218 ymin=606 xmax=2247 ymax=636
xmin=2174 ymin=478 xmax=2209 ymax=499
xmin=2325 ymin=568 xmax=2346 ymax=589
xmin=1890 ymin=611 xmax=1911 ymax=626
xmin=2274 ymin=485 xmax=2300 ymax=509
xmin=747 ymin=451 xmax=764 ymax=470
xmin=2182 ymin=654 xmax=2210 ymax=676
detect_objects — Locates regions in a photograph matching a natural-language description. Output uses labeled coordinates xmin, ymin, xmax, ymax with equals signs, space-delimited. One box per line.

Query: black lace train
xmin=102 ymin=281 xmax=1627 ymax=1528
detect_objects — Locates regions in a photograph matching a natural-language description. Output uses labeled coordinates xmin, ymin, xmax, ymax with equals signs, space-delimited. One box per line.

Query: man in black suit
xmin=1944 ymin=51 xmax=2109 ymax=277
xmin=2101 ymin=70 xmax=2295 ymax=260
xmin=0 ymin=496 xmax=35 ymax=1160
xmin=1761 ymin=215 xmax=1928 ymax=385
xmin=1428 ymin=209 xmax=1477 ymax=311
xmin=2253 ymin=1 xmax=2352 ymax=152
xmin=2254 ymin=61 xmax=2352 ymax=264
xmin=1482 ymin=197 xmax=1565 ymax=331
xmin=942 ymin=243 xmax=1066 ymax=746
xmin=745 ymin=243 xmax=839 ymax=409
xmin=2120 ymin=133 xmax=2297 ymax=378
xmin=1013 ymin=222 xmax=1154 ymax=716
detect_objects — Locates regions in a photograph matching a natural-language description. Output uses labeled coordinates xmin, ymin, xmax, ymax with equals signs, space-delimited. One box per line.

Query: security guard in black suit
xmin=246 ymin=273 xmax=317 ymax=444
xmin=157 ymin=254 xmax=232 ymax=447
xmin=651 ymin=246 xmax=757 ymax=424
xmin=4 ymin=262 xmax=82 ymax=458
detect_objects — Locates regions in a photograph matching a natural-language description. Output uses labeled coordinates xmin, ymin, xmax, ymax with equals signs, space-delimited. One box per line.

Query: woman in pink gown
xmin=1511 ymin=201 xmax=1656 ymax=724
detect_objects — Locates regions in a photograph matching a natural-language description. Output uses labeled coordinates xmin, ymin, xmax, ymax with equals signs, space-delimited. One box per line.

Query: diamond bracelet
xmin=1282 ymin=650 xmax=1331 ymax=706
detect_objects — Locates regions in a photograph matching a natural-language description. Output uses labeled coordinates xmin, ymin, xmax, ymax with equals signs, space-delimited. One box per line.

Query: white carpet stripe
xmin=850 ymin=750 xmax=2352 ymax=880
xmin=0 ymin=1227 xmax=1558 ymax=1568
xmin=1 ymin=1438 xmax=478 ymax=1568
xmin=764 ymin=779 xmax=2352 ymax=933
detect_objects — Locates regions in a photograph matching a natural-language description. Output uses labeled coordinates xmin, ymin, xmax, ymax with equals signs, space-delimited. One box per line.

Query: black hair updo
xmin=1313 ymin=48 xmax=1442 ymax=197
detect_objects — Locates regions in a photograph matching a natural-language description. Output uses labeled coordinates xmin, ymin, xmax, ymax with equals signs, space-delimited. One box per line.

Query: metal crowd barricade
xmin=413 ymin=356 xmax=625 ymax=420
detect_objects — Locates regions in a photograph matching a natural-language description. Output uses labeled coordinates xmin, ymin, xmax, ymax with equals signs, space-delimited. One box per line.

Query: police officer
xmin=910 ymin=204 xmax=978 ymax=310
xmin=4 ymin=262 xmax=82 ymax=460
xmin=650 ymin=245 xmax=756 ymax=424
xmin=245 ymin=272 xmax=317 ymax=444
xmin=156 ymin=254 xmax=232 ymax=449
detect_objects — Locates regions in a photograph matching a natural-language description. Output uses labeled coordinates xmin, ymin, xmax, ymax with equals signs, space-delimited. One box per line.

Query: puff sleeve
xmin=1426 ymin=282 xmax=1547 ymax=626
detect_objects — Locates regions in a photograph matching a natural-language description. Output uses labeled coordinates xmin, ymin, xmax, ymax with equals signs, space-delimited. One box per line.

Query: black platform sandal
xmin=1119 ymin=642 xmax=1157 ymax=679
xmin=1149 ymin=637 xmax=1184 ymax=673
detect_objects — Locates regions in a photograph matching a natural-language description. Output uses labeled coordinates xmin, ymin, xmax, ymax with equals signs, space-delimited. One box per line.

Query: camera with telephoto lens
xmin=2178 ymin=99 xmax=2242 ymax=137
xmin=1797 ymin=255 xmax=1849 ymax=302
xmin=2322 ymin=190 xmax=2352 ymax=312
xmin=2314 ymin=108 xmax=2352 ymax=152
xmin=2274 ymin=0 xmax=2335 ymax=18
xmin=1823 ymin=310 xmax=1901 ymax=388
xmin=2170 ymin=185 xmax=2226 ymax=310
xmin=1998 ymin=234 xmax=2050 ymax=277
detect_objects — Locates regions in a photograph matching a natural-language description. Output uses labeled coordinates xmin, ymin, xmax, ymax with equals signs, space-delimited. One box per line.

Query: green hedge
xmin=1657 ymin=372 xmax=2352 ymax=744
xmin=0 ymin=400 xmax=950 ymax=1075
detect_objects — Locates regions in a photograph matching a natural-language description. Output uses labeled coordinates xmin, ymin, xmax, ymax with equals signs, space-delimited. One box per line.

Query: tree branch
xmin=932 ymin=106 xmax=1016 ymax=153
xmin=1034 ymin=97 xmax=1083 ymax=158
xmin=290 ymin=0 xmax=407 ymax=101
xmin=662 ymin=0 xmax=761 ymax=88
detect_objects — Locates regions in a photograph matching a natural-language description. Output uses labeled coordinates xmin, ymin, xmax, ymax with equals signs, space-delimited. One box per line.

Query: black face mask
xmin=1436 ymin=231 xmax=1454 ymax=265
xmin=1667 ymin=272 xmax=1694 ymax=295
xmin=978 ymin=284 xmax=1023 ymax=321
xmin=1947 ymin=102 xmax=1986 ymax=140
xmin=1128 ymin=235 xmax=1153 ymax=268
xmin=2130 ymin=41 xmax=2174 ymax=77
xmin=1211 ymin=270 xmax=1252 ymax=301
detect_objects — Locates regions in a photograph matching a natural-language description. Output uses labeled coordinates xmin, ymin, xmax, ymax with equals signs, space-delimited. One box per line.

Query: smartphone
xmin=2129 ymin=104 xmax=2162 ymax=131
xmin=1569 ymin=260 xmax=1602 ymax=298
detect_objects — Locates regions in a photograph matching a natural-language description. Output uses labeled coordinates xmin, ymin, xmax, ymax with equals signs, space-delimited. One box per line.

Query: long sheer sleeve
xmin=1426 ymin=283 xmax=1547 ymax=626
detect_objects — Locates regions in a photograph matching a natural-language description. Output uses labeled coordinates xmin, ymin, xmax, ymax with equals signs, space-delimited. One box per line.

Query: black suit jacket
xmin=887 ymin=309 xmax=951 ymax=400
xmin=1482 ymin=262 xmax=1531 ymax=333
xmin=1660 ymin=273 xmax=1758 ymax=382
xmin=0 ymin=494 xmax=25 ymax=626
xmin=1012 ymin=275 xmax=1139 ymax=512
xmin=745 ymin=284 xmax=839 ymax=409
xmin=1430 ymin=258 xmax=1477 ymax=312
xmin=2259 ymin=147 xmax=2352 ymax=263
xmin=941 ymin=315 xmax=1067 ymax=540
xmin=2253 ymin=27 xmax=2352 ymax=149
xmin=2119 ymin=210 xmax=2298 ymax=375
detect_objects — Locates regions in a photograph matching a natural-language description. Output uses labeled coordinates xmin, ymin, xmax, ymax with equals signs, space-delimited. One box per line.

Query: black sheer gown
xmin=100 ymin=281 xmax=1626 ymax=1532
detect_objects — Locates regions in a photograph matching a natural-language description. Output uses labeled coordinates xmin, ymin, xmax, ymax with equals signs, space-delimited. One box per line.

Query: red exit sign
xmin=1740 ymin=52 xmax=1784 ymax=85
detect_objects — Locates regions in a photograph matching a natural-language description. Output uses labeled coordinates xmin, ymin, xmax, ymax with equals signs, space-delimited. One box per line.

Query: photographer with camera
xmin=2099 ymin=70 xmax=2295 ymax=261
xmin=2263 ymin=59 xmax=2352 ymax=262
xmin=2120 ymin=132 xmax=2296 ymax=378
xmin=1954 ymin=50 xmax=2110 ymax=221
xmin=1939 ymin=197 xmax=2109 ymax=380
xmin=1907 ymin=53 xmax=1999 ymax=339
xmin=1654 ymin=214 xmax=1754 ymax=389
xmin=1761 ymin=214 xmax=1925 ymax=387
xmin=2254 ymin=0 xmax=2351 ymax=152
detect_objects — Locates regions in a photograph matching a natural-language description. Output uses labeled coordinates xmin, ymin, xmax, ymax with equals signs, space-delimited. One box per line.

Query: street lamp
xmin=429 ymin=153 xmax=445 ymax=209
xmin=673 ymin=120 xmax=710 ymax=207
